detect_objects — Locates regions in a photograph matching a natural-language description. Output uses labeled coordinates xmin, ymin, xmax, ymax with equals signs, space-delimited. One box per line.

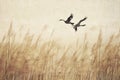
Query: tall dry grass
xmin=0 ymin=23 xmax=120 ymax=80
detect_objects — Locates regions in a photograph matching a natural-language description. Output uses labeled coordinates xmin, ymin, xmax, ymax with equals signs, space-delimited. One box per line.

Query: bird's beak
xmin=59 ymin=19 xmax=62 ymax=21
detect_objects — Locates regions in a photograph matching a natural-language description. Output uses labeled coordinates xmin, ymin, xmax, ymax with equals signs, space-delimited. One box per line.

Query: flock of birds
xmin=59 ymin=14 xmax=87 ymax=31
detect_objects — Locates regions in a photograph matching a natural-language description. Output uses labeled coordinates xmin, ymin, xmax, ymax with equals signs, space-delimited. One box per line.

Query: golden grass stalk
xmin=0 ymin=24 xmax=120 ymax=80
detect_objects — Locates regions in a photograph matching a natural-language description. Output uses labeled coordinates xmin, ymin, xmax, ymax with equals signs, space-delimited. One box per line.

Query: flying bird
xmin=59 ymin=14 xmax=74 ymax=25
xmin=73 ymin=17 xmax=87 ymax=31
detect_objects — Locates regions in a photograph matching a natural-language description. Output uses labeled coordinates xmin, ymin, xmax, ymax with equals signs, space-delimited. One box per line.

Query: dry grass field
xmin=0 ymin=23 xmax=120 ymax=80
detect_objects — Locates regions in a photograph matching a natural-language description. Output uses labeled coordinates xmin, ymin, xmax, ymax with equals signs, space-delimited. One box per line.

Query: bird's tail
xmin=70 ymin=22 xmax=74 ymax=25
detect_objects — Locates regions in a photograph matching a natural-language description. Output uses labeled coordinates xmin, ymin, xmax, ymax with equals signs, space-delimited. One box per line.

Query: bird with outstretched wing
xmin=59 ymin=14 xmax=74 ymax=25
xmin=73 ymin=17 xmax=87 ymax=31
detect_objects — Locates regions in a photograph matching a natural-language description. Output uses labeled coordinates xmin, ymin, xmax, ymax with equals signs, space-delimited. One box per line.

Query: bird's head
xmin=59 ymin=19 xmax=64 ymax=21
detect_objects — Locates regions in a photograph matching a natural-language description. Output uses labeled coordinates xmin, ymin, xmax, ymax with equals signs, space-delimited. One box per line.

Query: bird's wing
xmin=79 ymin=17 xmax=87 ymax=24
xmin=66 ymin=14 xmax=73 ymax=22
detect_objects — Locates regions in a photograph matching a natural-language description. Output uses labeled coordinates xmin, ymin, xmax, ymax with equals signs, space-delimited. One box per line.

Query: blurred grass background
xmin=0 ymin=23 xmax=120 ymax=80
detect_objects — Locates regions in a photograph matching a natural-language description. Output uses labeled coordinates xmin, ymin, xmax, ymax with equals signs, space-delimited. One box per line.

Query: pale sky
xmin=0 ymin=0 xmax=120 ymax=44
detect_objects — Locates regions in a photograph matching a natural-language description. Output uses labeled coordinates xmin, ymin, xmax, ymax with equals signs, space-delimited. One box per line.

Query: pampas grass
xmin=0 ymin=23 xmax=120 ymax=80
